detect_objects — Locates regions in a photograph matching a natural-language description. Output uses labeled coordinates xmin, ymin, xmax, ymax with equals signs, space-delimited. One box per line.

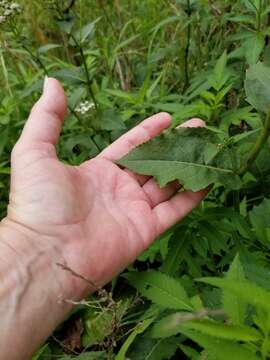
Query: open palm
xmin=7 ymin=78 xmax=206 ymax=298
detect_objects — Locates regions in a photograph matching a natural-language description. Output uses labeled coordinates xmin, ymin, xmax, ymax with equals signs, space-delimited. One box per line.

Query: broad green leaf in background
xmin=179 ymin=344 xmax=200 ymax=360
xmin=37 ymin=44 xmax=62 ymax=54
xmin=244 ymin=32 xmax=265 ymax=65
xmin=245 ymin=62 xmax=270 ymax=113
xmin=180 ymin=329 xmax=261 ymax=360
xmin=68 ymin=87 xmax=86 ymax=109
xmin=222 ymin=254 xmax=247 ymax=325
xmin=240 ymin=249 xmax=270 ymax=290
xmin=208 ymin=51 xmax=231 ymax=91
xmin=98 ymin=109 xmax=126 ymax=131
xmin=249 ymin=198 xmax=270 ymax=245
xmin=127 ymin=335 xmax=179 ymax=360
xmin=117 ymin=127 xmax=242 ymax=191
xmin=58 ymin=352 xmax=105 ymax=360
xmin=51 ymin=67 xmax=85 ymax=85
xmin=115 ymin=319 xmax=153 ymax=360
xmin=152 ymin=312 xmax=189 ymax=338
xmin=152 ymin=315 xmax=260 ymax=341
xmin=198 ymin=277 xmax=270 ymax=312
xmin=123 ymin=270 xmax=193 ymax=311
xmin=220 ymin=106 xmax=262 ymax=132
xmin=160 ymin=228 xmax=189 ymax=275
xmin=180 ymin=319 xmax=260 ymax=342
xmin=70 ymin=18 xmax=101 ymax=46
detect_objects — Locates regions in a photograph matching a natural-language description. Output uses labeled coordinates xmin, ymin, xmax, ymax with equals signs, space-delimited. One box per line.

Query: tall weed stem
xmin=237 ymin=109 xmax=270 ymax=176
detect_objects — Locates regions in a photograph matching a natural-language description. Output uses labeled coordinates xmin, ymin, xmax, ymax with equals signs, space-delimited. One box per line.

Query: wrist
xmin=0 ymin=217 xmax=74 ymax=359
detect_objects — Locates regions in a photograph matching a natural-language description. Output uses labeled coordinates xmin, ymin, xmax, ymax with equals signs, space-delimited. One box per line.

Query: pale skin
xmin=0 ymin=77 xmax=207 ymax=360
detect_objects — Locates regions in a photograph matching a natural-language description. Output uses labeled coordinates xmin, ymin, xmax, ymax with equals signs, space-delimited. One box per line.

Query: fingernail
xmin=43 ymin=75 xmax=49 ymax=94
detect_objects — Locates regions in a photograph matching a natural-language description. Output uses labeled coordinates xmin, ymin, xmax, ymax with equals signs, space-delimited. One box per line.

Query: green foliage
xmin=245 ymin=62 xmax=270 ymax=113
xmin=179 ymin=329 xmax=261 ymax=360
xmin=118 ymin=127 xmax=242 ymax=191
xmin=123 ymin=270 xmax=193 ymax=311
xmin=222 ymin=255 xmax=247 ymax=325
xmin=1 ymin=0 xmax=270 ymax=358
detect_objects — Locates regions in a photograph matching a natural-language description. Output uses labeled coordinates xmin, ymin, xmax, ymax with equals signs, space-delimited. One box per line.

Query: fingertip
xmin=157 ymin=112 xmax=172 ymax=126
xmin=143 ymin=112 xmax=171 ymax=132
xmin=178 ymin=118 xmax=205 ymax=128
xmin=19 ymin=77 xmax=68 ymax=148
xmin=41 ymin=77 xmax=67 ymax=121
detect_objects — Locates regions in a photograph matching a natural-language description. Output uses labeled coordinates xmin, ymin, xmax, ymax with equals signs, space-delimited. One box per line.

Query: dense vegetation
xmin=1 ymin=0 xmax=270 ymax=359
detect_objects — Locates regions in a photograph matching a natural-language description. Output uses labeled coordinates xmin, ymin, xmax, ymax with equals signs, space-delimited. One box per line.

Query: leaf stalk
xmin=237 ymin=108 xmax=270 ymax=176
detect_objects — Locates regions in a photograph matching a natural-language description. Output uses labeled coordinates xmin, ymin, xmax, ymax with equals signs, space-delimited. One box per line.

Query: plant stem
xmin=70 ymin=34 xmax=99 ymax=112
xmin=184 ymin=0 xmax=191 ymax=90
xmin=237 ymin=109 xmax=270 ymax=176
xmin=257 ymin=0 xmax=262 ymax=32
xmin=78 ymin=45 xmax=99 ymax=110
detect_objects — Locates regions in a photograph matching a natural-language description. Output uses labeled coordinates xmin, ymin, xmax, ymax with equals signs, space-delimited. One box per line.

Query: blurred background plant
xmin=1 ymin=0 xmax=270 ymax=359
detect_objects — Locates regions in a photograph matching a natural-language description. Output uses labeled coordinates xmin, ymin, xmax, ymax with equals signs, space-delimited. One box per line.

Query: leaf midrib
xmin=137 ymin=278 xmax=193 ymax=311
xmin=124 ymin=159 xmax=234 ymax=174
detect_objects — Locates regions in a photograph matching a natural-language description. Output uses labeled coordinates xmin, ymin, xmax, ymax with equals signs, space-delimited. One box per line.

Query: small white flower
xmin=10 ymin=3 xmax=20 ymax=9
xmin=75 ymin=101 xmax=95 ymax=114
xmin=4 ymin=9 xmax=12 ymax=16
xmin=0 ymin=15 xmax=5 ymax=23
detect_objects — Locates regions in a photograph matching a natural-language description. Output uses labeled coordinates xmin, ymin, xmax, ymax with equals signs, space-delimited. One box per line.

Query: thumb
xmin=19 ymin=77 xmax=67 ymax=149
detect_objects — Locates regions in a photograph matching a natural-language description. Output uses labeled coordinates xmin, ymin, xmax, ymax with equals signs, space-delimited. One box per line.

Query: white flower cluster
xmin=75 ymin=101 xmax=95 ymax=114
xmin=0 ymin=0 xmax=21 ymax=24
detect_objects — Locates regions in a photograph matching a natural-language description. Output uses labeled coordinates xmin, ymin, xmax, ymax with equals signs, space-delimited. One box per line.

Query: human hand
xmin=4 ymin=78 xmax=207 ymax=300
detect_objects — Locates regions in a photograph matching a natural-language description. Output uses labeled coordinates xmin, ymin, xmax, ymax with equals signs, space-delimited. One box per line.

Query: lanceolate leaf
xmin=115 ymin=319 xmax=153 ymax=360
xmin=181 ymin=319 xmax=260 ymax=342
xmin=249 ymin=198 xmax=270 ymax=245
xmin=152 ymin=314 xmax=260 ymax=342
xmin=197 ymin=277 xmax=270 ymax=312
xmin=117 ymin=127 xmax=242 ymax=191
xmin=245 ymin=62 xmax=270 ymax=113
xmin=222 ymin=254 xmax=247 ymax=325
xmin=123 ymin=271 xmax=193 ymax=311
xmin=160 ymin=228 xmax=189 ymax=275
xmin=128 ymin=336 xmax=178 ymax=360
xmin=180 ymin=330 xmax=261 ymax=360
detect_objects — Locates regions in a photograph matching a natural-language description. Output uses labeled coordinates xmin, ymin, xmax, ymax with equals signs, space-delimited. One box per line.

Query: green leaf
xmin=152 ymin=313 xmax=188 ymax=338
xmin=240 ymin=249 xmax=270 ymax=290
xmin=117 ymin=127 xmax=242 ymax=191
xmin=72 ymin=18 xmax=101 ymax=45
xmin=223 ymin=255 xmax=247 ymax=325
xmin=221 ymin=107 xmax=262 ymax=132
xmin=115 ymin=319 xmax=153 ymax=360
xmin=245 ymin=62 xmax=270 ymax=113
xmin=128 ymin=336 xmax=178 ymax=360
xmin=152 ymin=314 xmax=260 ymax=342
xmin=123 ymin=270 xmax=193 ymax=311
xmin=58 ymin=352 xmax=105 ymax=360
xmin=208 ymin=51 xmax=230 ymax=91
xmin=52 ymin=67 xmax=85 ymax=85
xmin=197 ymin=277 xmax=270 ymax=312
xmin=99 ymin=109 xmax=126 ymax=131
xmin=181 ymin=319 xmax=261 ymax=342
xmin=160 ymin=228 xmax=189 ymax=275
xmin=37 ymin=44 xmax=62 ymax=54
xmin=180 ymin=329 xmax=261 ymax=360
xmin=244 ymin=32 xmax=265 ymax=65
xmin=179 ymin=344 xmax=200 ymax=360
xmin=249 ymin=198 xmax=270 ymax=245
